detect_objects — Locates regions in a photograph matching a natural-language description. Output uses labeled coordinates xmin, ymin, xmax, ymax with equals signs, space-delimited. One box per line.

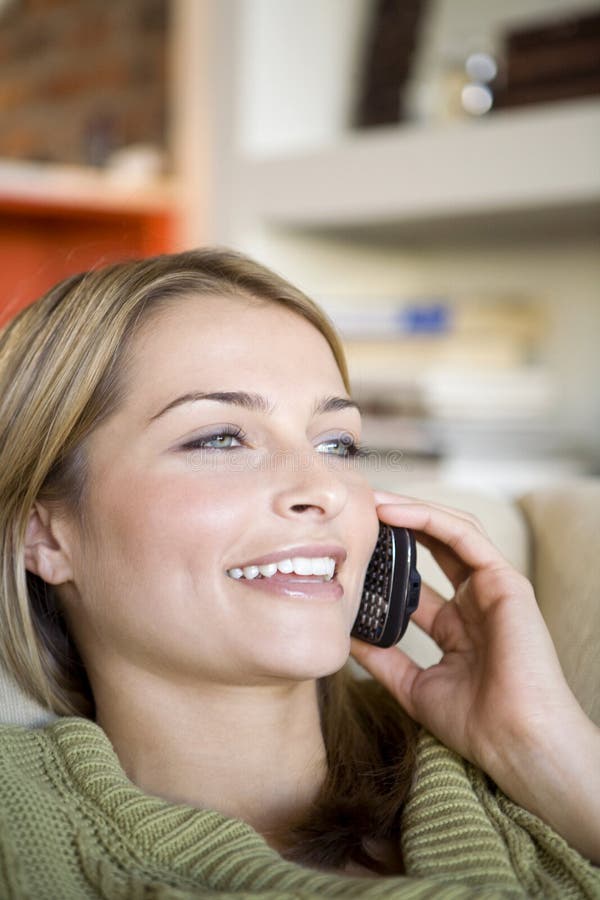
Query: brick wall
xmin=0 ymin=0 xmax=169 ymax=166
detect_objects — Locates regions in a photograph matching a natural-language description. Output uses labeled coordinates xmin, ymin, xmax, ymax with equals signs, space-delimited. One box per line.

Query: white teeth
xmin=291 ymin=557 xmax=312 ymax=575
xmin=227 ymin=555 xmax=338 ymax=580
xmin=320 ymin=559 xmax=335 ymax=581
xmin=311 ymin=558 xmax=329 ymax=576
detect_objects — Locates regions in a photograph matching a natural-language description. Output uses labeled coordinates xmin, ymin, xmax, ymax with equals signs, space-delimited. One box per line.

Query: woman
xmin=0 ymin=247 xmax=598 ymax=899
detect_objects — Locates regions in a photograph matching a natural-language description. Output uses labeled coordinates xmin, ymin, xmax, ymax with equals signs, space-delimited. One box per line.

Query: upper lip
xmin=230 ymin=544 xmax=347 ymax=572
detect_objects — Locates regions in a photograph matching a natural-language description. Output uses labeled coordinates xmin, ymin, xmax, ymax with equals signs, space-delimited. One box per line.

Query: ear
xmin=24 ymin=501 xmax=75 ymax=585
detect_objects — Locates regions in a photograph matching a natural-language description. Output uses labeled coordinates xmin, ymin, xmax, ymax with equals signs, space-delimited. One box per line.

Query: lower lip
xmin=227 ymin=571 xmax=343 ymax=601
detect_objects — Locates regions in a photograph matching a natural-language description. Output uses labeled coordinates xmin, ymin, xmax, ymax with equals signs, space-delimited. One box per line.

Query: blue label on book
xmin=399 ymin=303 xmax=451 ymax=334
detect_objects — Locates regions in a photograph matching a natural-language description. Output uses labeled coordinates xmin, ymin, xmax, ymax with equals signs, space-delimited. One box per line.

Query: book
xmin=495 ymin=10 xmax=600 ymax=108
xmin=504 ymin=11 xmax=600 ymax=53
xmin=495 ymin=74 xmax=600 ymax=109
xmin=502 ymin=37 xmax=600 ymax=87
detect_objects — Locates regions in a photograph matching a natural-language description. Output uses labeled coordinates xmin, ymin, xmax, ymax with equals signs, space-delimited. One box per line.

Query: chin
xmin=262 ymin=630 xmax=351 ymax=682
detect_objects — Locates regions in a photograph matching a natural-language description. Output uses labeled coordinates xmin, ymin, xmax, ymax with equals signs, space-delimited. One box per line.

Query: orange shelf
xmin=0 ymin=161 xmax=180 ymax=326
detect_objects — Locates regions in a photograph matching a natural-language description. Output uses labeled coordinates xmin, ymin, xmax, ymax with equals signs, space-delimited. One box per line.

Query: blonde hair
xmin=0 ymin=248 xmax=349 ymax=717
xmin=0 ymin=247 xmax=415 ymax=873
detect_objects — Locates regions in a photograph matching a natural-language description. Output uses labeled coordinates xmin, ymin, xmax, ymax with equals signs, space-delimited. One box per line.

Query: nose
xmin=270 ymin=451 xmax=349 ymax=521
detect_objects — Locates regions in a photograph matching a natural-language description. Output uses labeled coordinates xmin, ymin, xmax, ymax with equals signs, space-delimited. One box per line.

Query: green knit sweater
xmin=0 ymin=716 xmax=598 ymax=899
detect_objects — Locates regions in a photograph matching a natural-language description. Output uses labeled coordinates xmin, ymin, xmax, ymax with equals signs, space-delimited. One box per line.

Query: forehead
xmin=125 ymin=293 xmax=345 ymax=394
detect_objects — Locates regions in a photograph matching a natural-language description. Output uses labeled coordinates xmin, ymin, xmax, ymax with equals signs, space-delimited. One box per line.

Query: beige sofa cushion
xmin=0 ymin=662 xmax=58 ymax=727
xmin=518 ymin=479 xmax=600 ymax=727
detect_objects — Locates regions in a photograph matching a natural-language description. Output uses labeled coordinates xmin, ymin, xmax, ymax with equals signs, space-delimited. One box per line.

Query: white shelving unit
xmin=233 ymin=98 xmax=600 ymax=240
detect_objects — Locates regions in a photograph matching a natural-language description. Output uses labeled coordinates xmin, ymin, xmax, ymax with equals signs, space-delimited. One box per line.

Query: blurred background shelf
xmin=0 ymin=159 xmax=180 ymax=214
xmin=235 ymin=98 xmax=600 ymax=241
xmin=0 ymin=160 xmax=181 ymax=325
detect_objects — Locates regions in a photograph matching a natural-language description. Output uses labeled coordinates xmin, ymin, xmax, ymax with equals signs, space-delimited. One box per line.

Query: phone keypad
xmin=353 ymin=528 xmax=393 ymax=642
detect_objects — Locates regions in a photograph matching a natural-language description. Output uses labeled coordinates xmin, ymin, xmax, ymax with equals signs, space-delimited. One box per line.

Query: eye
xmin=317 ymin=433 xmax=367 ymax=458
xmin=182 ymin=426 xmax=247 ymax=451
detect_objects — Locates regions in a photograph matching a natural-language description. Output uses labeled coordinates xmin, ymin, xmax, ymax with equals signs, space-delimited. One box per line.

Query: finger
xmin=407 ymin=584 xmax=470 ymax=655
xmin=373 ymin=490 xmax=489 ymax=537
xmin=350 ymin=637 xmax=421 ymax=721
xmin=409 ymin=581 xmax=446 ymax=636
xmin=373 ymin=490 xmax=479 ymax=586
xmin=414 ymin=531 xmax=472 ymax=591
xmin=376 ymin=501 xmax=506 ymax=574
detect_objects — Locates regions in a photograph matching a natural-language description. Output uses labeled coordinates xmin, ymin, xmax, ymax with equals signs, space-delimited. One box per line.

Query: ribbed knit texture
xmin=0 ymin=716 xmax=598 ymax=899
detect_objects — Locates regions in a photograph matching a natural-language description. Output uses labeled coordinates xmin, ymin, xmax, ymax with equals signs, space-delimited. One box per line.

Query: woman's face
xmin=62 ymin=293 xmax=380 ymax=687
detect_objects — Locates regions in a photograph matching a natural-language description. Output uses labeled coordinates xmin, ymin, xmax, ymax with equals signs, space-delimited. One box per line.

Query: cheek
xmin=344 ymin=483 xmax=380 ymax=610
xmin=346 ymin=473 xmax=380 ymax=551
xmin=99 ymin=470 xmax=244 ymax=574
xmin=73 ymin=470 xmax=245 ymax=653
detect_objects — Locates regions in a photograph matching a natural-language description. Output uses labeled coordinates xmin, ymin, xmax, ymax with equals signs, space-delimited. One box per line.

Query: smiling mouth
xmin=226 ymin=557 xmax=337 ymax=582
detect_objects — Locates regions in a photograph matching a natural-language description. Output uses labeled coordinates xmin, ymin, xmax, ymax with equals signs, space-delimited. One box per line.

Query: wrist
xmin=489 ymin=708 xmax=600 ymax=863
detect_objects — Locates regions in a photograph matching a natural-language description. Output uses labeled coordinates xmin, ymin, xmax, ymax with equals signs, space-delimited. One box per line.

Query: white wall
xmin=236 ymin=0 xmax=371 ymax=155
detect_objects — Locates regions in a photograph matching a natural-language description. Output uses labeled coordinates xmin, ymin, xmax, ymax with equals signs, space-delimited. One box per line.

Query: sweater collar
xmin=46 ymin=715 xmax=364 ymax=893
xmin=41 ymin=716 xmax=527 ymax=895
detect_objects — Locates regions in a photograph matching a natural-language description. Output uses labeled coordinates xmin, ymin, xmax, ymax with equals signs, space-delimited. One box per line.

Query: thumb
xmin=350 ymin=637 xmax=422 ymax=721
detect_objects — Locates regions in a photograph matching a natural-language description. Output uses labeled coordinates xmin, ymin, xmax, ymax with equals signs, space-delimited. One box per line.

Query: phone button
xmin=408 ymin=572 xmax=421 ymax=614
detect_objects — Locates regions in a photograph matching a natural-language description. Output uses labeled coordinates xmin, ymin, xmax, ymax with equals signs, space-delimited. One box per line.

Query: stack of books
xmin=495 ymin=9 xmax=600 ymax=109
xmin=318 ymin=292 xmax=568 ymax=465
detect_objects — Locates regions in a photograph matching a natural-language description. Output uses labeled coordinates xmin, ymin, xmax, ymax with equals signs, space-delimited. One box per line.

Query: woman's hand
xmin=350 ymin=491 xmax=600 ymax=862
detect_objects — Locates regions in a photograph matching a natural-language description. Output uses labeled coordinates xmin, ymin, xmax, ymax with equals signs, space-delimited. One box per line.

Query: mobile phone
xmin=351 ymin=524 xmax=421 ymax=648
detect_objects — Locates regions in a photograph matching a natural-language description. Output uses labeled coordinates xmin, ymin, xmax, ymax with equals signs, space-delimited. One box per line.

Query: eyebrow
xmin=146 ymin=391 xmax=362 ymax=426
